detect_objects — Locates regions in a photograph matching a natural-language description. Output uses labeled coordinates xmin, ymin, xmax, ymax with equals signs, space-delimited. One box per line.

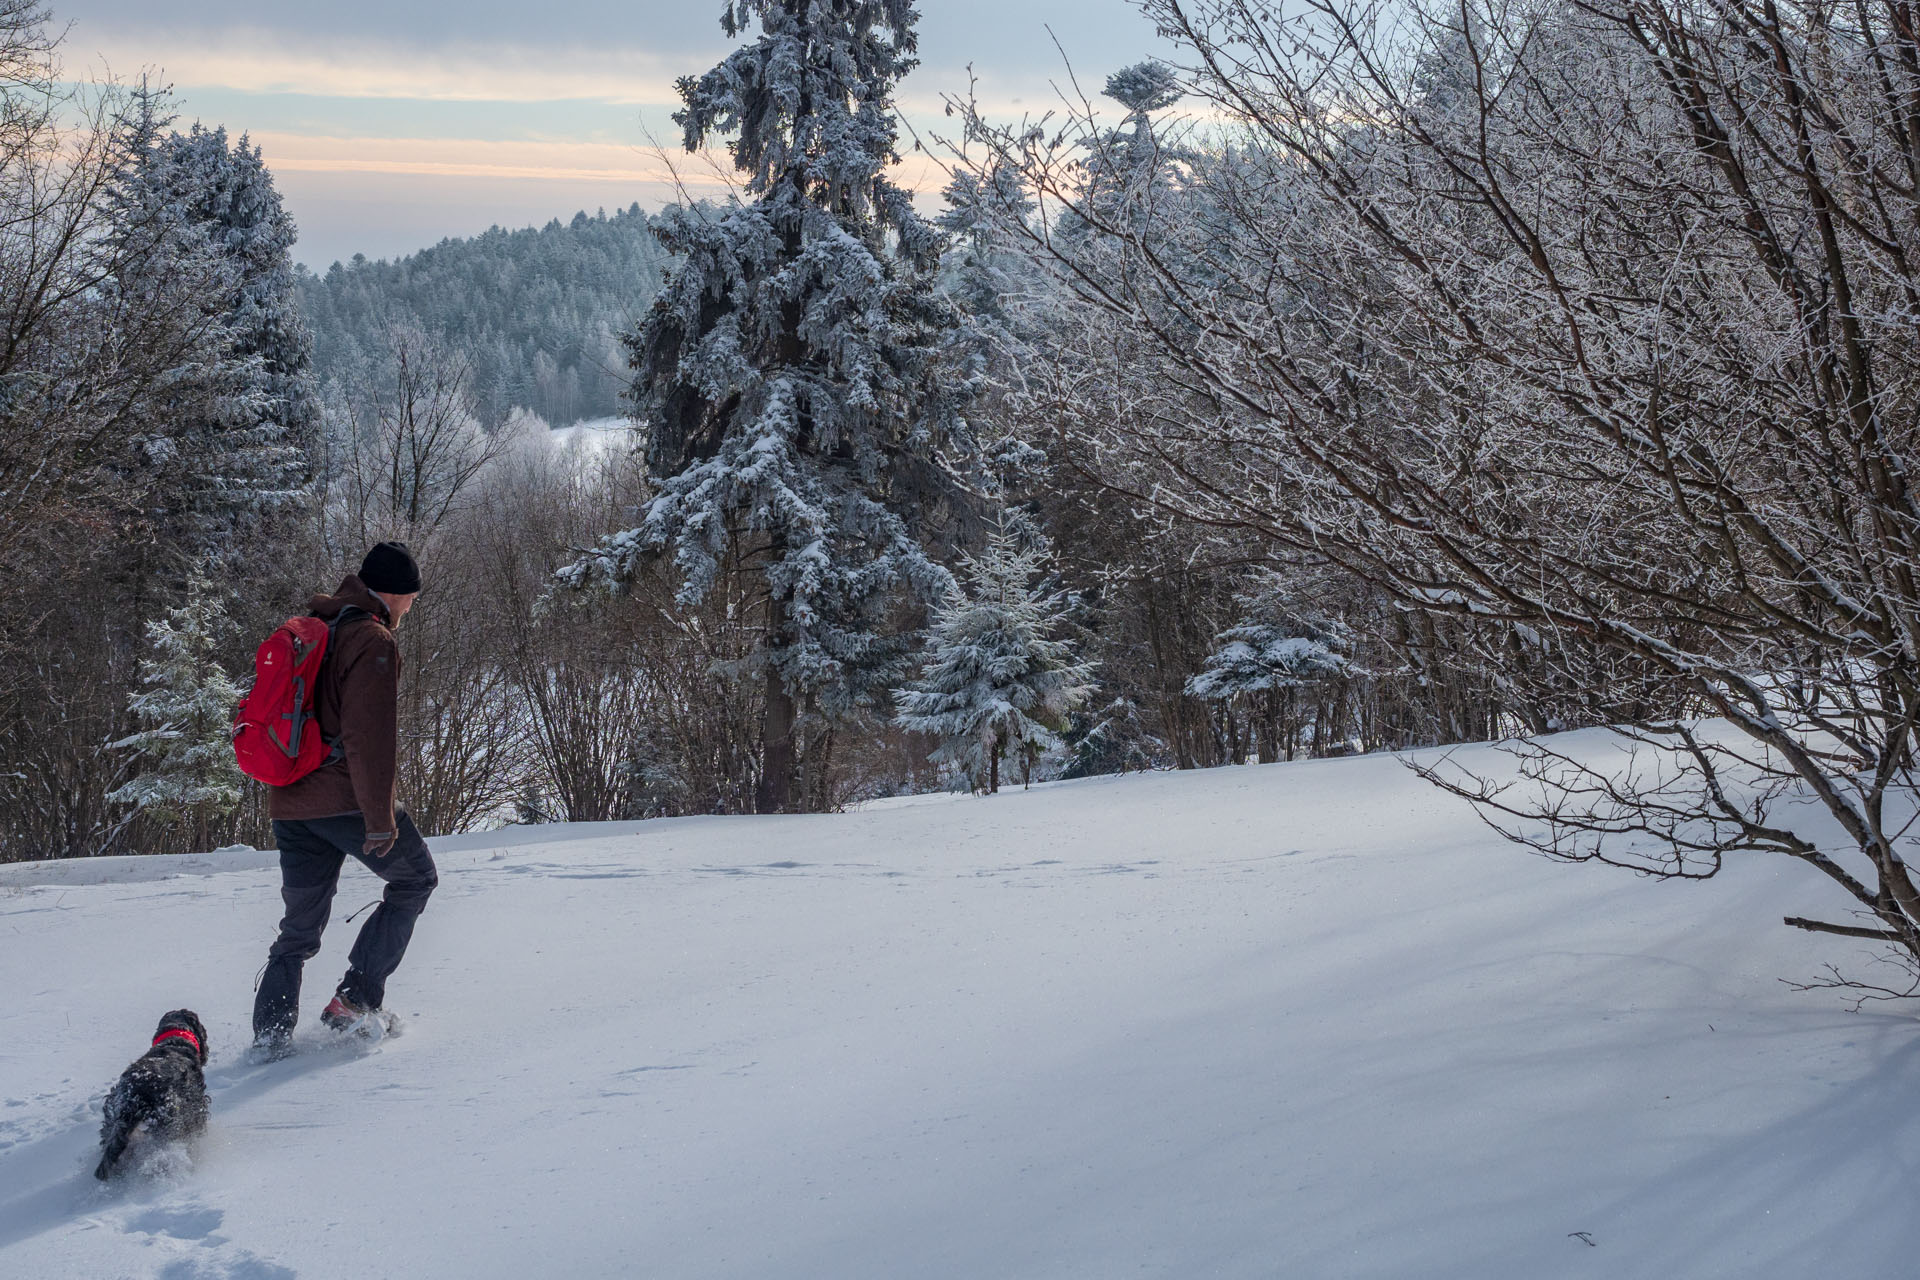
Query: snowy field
xmin=1 ymin=734 xmax=1916 ymax=1279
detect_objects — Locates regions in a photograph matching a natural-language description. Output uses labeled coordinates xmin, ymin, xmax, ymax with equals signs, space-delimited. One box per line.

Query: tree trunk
xmin=989 ymin=737 xmax=1001 ymax=795
xmin=800 ymin=710 xmax=833 ymax=813
xmin=755 ymin=592 xmax=796 ymax=814
xmin=757 ymin=668 xmax=796 ymax=814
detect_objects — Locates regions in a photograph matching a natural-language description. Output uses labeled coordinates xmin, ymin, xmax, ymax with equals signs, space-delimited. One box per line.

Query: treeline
xmin=0 ymin=0 xmax=1536 ymax=862
xmin=296 ymin=206 xmax=672 ymax=428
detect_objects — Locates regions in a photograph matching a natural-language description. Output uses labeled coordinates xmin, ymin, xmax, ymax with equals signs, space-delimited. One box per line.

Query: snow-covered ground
xmin=547 ymin=415 xmax=631 ymax=453
xmin=1 ymin=734 xmax=1915 ymax=1279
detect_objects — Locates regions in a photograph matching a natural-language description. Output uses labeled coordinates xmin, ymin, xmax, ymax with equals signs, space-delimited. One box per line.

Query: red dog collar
xmin=152 ymin=1027 xmax=202 ymax=1056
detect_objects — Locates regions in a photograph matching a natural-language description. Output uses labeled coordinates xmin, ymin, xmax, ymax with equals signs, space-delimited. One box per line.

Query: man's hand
xmin=363 ymin=832 xmax=397 ymax=859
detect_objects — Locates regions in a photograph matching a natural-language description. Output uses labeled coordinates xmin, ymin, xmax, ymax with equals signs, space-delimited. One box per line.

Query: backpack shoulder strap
xmin=315 ymin=605 xmax=373 ymax=765
xmin=326 ymin=604 xmax=370 ymax=643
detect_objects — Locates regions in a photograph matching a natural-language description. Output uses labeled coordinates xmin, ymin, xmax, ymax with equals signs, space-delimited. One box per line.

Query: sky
xmin=52 ymin=1 xmax=1175 ymax=270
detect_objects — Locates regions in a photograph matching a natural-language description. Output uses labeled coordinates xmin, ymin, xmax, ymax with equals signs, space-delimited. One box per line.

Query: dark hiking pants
xmin=253 ymin=811 xmax=438 ymax=1039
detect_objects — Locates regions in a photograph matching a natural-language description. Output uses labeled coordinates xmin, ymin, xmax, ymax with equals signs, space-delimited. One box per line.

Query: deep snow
xmin=1 ymin=736 xmax=1916 ymax=1279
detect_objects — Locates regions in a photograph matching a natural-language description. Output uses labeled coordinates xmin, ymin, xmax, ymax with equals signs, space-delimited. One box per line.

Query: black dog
xmin=95 ymin=1009 xmax=210 ymax=1180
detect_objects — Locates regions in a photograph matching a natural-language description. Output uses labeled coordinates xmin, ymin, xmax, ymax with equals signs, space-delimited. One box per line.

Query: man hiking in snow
xmin=250 ymin=542 xmax=438 ymax=1058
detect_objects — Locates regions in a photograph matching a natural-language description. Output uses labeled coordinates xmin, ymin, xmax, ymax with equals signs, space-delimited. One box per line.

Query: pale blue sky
xmin=54 ymin=1 xmax=1174 ymax=268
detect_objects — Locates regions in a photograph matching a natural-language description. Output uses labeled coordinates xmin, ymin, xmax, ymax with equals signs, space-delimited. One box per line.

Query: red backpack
xmin=232 ymin=608 xmax=366 ymax=787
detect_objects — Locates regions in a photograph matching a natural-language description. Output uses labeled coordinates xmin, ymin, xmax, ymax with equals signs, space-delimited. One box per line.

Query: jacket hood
xmin=307 ymin=575 xmax=391 ymax=625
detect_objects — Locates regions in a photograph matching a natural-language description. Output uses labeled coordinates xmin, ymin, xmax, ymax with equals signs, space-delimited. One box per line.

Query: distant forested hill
xmin=295 ymin=203 xmax=672 ymax=426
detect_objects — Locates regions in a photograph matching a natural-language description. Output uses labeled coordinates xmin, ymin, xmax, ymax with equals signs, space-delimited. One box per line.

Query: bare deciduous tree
xmin=958 ymin=0 xmax=1920 ymax=981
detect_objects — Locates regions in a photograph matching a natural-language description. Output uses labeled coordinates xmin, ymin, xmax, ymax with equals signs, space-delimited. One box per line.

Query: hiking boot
xmin=319 ymin=992 xmax=370 ymax=1031
xmin=247 ymin=1028 xmax=294 ymax=1064
xmin=321 ymin=992 xmax=400 ymax=1042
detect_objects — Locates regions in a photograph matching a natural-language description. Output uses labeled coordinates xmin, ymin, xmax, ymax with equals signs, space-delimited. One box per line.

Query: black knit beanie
xmin=359 ymin=541 xmax=422 ymax=595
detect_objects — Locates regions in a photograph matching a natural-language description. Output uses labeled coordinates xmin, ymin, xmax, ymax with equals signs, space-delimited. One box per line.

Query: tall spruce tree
xmin=170 ymin=124 xmax=319 ymax=497
xmin=560 ymin=0 xmax=974 ymax=812
xmin=113 ymin=111 xmax=315 ymax=565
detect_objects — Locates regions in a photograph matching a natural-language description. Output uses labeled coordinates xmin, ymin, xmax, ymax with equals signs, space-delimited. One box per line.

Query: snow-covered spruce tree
xmin=112 ymin=108 xmax=314 ymax=564
xmin=1097 ymin=61 xmax=1183 ymax=162
xmin=1187 ymin=589 xmax=1350 ymax=764
xmin=108 ymin=571 xmax=246 ymax=852
xmin=895 ymin=528 xmax=1093 ymax=794
xmin=559 ymin=0 xmax=975 ymax=813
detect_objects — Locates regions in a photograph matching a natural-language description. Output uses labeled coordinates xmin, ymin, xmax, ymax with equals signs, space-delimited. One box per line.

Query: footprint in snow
xmin=118 ymin=1199 xmax=299 ymax=1280
xmin=155 ymin=1256 xmax=298 ymax=1279
xmin=125 ymin=1203 xmax=224 ymax=1241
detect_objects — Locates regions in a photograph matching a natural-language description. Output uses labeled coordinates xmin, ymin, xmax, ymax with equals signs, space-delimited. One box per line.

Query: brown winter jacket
xmin=267 ymin=575 xmax=402 ymax=838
